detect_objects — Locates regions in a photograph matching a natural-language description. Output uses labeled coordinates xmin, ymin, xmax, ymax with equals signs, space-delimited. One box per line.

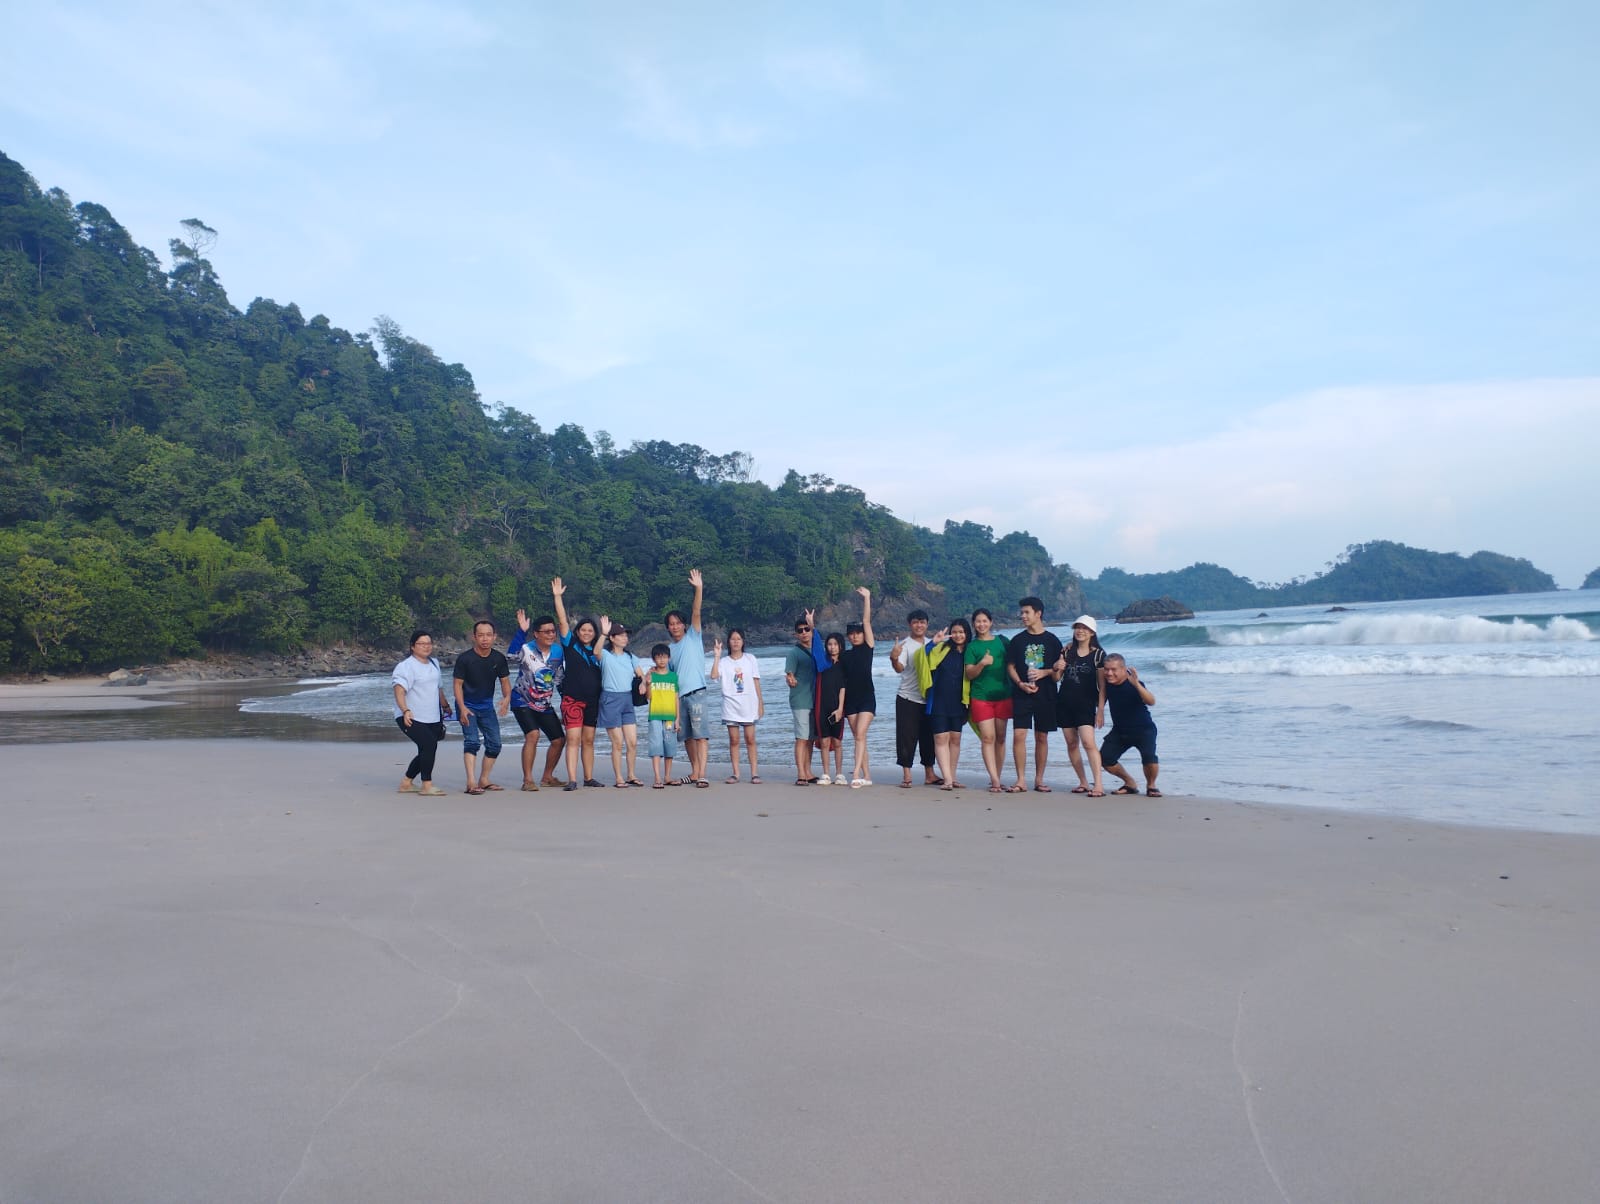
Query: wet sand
xmin=2 ymin=739 xmax=1596 ymax=1203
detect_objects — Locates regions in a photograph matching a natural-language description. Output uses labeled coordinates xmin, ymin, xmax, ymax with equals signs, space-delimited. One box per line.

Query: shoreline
xmin=4 ymin=738 xmax=1595 ymax=1201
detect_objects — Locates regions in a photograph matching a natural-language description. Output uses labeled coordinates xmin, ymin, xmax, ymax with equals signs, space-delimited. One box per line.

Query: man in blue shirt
xmin=665 ymin=568 xmax=710 ymax=787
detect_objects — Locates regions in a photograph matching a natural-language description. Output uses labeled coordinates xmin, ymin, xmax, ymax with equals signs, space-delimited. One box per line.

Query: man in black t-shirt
xmin=453 ymin=620 xmax=511 ymax=795
xmin=1005 ymin=596 xmax=1063 ymax=792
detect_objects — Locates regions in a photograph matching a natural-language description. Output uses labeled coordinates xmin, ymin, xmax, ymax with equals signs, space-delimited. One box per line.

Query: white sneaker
xmin=816 ymin=773 xmax=831 ymax=786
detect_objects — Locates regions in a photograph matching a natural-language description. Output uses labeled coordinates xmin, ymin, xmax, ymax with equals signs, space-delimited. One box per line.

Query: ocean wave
xmin=1211 ymin=614 xmax=1595 ymax=648
xmin=1157 ymin=653 xmax=1600 ymax=677
xmin=1397 ymin=716 xmax=1479 ymax=732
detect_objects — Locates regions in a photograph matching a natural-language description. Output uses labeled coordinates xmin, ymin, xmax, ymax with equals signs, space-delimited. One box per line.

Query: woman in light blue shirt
xmin=598 ymin=616 xmax=649 ymax=787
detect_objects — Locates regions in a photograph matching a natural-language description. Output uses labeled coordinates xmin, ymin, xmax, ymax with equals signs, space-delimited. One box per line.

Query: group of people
xmin=389 ymin=578 xmax=1163 ymax=799
xmin=781 ymin=595 xmax=1161 ymax=796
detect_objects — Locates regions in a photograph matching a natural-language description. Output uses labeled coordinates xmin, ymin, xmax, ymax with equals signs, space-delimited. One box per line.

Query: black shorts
xmin=1056 ymin=693 xmax=1098 ymax=730
xmin=513 ymin=705 xmax=564 ymax=742
xmin=1101 ymin=726 xmax=1158 ymax=767
xmin=1010 ymin=688 xmax=1058 ymax=733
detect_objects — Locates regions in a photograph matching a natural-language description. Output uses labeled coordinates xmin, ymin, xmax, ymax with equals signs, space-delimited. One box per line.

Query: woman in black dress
xmin=1055 ymin=614 xmax=1107 ymax=797
xmin=839 ymin=586 xmax=876 ymax=787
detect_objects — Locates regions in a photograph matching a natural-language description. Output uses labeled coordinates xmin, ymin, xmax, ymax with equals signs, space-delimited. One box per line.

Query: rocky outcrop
xmin=1115 ymin=596 xmax=1194 ymax=624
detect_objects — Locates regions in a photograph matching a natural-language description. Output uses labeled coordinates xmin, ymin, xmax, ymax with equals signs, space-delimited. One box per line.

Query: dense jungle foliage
xmin=0 ymin=152 xmax=1085 ymax=671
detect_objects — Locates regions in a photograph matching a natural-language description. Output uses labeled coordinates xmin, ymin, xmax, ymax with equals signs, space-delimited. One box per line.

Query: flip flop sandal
xmin=665 ymin=780 xmax=683 ymax=787
xmin=1034 ymin=784 xmax=1052 ymax=793
xmin=926 ymin=778 xmax=945 ymax=787
xmin=418 ymin=786 xmax=448 ymax=796
xmin=1070 ymin=786 xmax=1090 ymax=794
xmin=725 ymin=776 xmax=741 ymax=784
xmin=1111 ymin=785 xmax=1139 ymax=795
xmin=988 ymin=785 xmax=1004 ymax=794
xmin=1087 ymin=790 xmax=1105 ymax=797
xmin=627 ymin=779 xmax=647 ymax=787
xmin=398 ymin=782 xmax=416 ymax=793
xmin=695 ymin=779 xmax=710 ymax=789
xmin=1146 ymin=788 xmax=1164 ymax=797
xmin=520 ymin=783 xmax=540 ymax=792
xmin=652 ymin=783 xmax=666 ymax=789
xmin=1005 ymin=784 xmax=1026 ymax=793
xmin=613 ymin=782 xmax=630 ymax=789
xmin=480 ymin=782 xmax=504 ymax=791
xmin=898 ymin=782 xmax=913 ymax=790
xmin=465 ymin=787 xmax=485 ymax=795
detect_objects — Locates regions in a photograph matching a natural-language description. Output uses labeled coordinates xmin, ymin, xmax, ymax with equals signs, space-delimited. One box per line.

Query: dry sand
xmin=2 ymin=738 xmax=1596 ymax=1203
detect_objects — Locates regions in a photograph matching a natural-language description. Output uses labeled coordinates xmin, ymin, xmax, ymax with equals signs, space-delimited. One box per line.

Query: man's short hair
xmin=651 ymin=643 xmax=671 ymax=659
xmin=1018 ymin=596 xmax=1044 ymax=614
xmin=907 ymin=609 xmax=929 ymax=623
xmin=473 ymin=619 xmax=496 ymax=634
xmin=530 ymin=614 xmax=557 ymax=632
xmin=1104 ymin=653 xmax=1126 ymax=666
xmin=664 ymin=609 xmax=687 ymax=627
xmin=794 ymin=617 xmax=811 ymax=632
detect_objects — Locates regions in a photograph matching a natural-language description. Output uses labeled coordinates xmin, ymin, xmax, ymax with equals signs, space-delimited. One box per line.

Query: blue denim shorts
xmin=460 ymin=702 xmax=502 ymax=758
xmin=596 ymin=690 xmax=637 ymax=729
xmin=679 ymin=688 xmax=709 ymax=740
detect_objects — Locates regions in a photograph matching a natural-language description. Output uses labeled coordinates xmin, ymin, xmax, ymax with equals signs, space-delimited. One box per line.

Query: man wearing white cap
xmin=1054 ymin=614 xmax=1107 ymax=796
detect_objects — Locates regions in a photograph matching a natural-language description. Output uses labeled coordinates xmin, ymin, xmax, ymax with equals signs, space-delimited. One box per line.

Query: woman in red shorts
xmin=963 ymin=607 xmax=1012 ymax=793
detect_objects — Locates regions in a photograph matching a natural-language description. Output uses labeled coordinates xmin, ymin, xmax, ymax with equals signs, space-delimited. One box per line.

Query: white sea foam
xmin=1213 ymin=614 xmax=1595 ymax=648
xmin=1159 ymin=653 xmax=1600 ymax=677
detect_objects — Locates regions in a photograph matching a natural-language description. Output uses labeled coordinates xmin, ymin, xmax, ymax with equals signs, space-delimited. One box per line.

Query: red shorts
xmin=968 ymin=697 xmax=1013 ymax=724
xmin=560 ymin=695 xmax=593 ymax=729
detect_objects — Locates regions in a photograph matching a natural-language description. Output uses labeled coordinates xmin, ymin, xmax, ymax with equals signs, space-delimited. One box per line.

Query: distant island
xmin=0 ymin=150 xmax=1569 ymax=675
xmin=1081 ymin=542 xmax=1557 ymax=616
xmin=1584 ymin=568 xmax=1600 ymax=591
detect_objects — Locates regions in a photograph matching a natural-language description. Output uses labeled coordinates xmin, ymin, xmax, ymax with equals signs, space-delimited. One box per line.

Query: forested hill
xmin=0 ymin=151 xmax=1082 ymax=672
xmin=1083 ymin=542 xmax=1558 ymax=613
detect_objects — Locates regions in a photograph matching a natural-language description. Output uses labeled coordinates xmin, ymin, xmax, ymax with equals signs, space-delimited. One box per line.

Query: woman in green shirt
xmin=963 ymin=607 xmax=1012 ymax=793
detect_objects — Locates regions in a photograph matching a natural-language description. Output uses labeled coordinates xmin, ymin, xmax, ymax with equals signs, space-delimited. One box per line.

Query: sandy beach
xmin=3 ymin=731 xmax=1597 ymax=1203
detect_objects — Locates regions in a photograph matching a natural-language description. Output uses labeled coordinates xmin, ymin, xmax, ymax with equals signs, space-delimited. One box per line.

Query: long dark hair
xmin=947 ymin=618 xmax=973 ymax=647
xmin=1071 ymin=624 xmax=1103 ymax=656
xmin=824 ymin=633 xmax=845 ymax=662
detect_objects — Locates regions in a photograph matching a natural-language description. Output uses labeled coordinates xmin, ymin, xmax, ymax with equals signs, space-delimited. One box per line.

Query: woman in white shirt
xmin=392 ymin=629 xmax=453 ymax=796
xmin=710 ymin=628 xmax=764 ymax=783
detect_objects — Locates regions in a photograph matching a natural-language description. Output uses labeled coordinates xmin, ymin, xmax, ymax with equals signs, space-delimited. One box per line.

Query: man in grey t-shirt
xmin=784 ymin=611 xmax=819 ymax=784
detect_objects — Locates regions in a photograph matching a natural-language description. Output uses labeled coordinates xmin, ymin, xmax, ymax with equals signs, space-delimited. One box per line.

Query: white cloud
xmin=818 ymin=378 xmax=1600 ymax=585
xmin=615 ymin=54 xmax=765 ymax=150
xmin=765 ymin=46 xmax=876 ymax=100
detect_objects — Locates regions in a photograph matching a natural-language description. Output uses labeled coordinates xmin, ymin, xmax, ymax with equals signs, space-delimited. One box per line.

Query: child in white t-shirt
xmin=710 ymin=628 xmax=764 ymax=783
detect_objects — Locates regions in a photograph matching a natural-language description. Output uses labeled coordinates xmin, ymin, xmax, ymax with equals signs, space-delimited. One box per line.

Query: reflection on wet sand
xmin=0 ymin=680 xmax=394 ymax=745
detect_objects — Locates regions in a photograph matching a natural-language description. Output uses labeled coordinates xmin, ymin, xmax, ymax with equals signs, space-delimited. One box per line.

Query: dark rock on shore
xmin=1115 ymin=596 xmax=1195 ymax=624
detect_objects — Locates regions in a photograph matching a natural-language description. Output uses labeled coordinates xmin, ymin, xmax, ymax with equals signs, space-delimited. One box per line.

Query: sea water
xmin=233 ymin=590 xmax=1600 ymax=835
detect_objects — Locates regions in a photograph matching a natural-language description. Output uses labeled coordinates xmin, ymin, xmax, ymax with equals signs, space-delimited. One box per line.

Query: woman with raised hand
xmin=839 ymin=586 xmax=876 ymax=787
xmin=551 ymin=577 xmax=603 ymax=791
xmin=597 ymin=615 xmax=647 ymax=788
xmin=916 ymin=618 xmax=973 ymax=791
xmin=392 ymin=629 xmax=452 ymax=796
xmin=710 ymin=628 xmax=764 ymax=783
xmin=964 ymin=607 xmax=1012 ymax=793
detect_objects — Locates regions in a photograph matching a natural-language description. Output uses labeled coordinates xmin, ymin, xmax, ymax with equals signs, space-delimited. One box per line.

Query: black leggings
xmin=397 ymin=718 xmax=446 ymax=782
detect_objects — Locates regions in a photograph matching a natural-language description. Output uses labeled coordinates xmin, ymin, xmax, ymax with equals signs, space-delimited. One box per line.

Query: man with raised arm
xmin=664 ymin=568 xmax=712 ymax=787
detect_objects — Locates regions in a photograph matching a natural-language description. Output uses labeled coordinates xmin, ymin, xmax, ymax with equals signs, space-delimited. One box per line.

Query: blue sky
xmin=6 ymin=1 xmax=1598 ymax=585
